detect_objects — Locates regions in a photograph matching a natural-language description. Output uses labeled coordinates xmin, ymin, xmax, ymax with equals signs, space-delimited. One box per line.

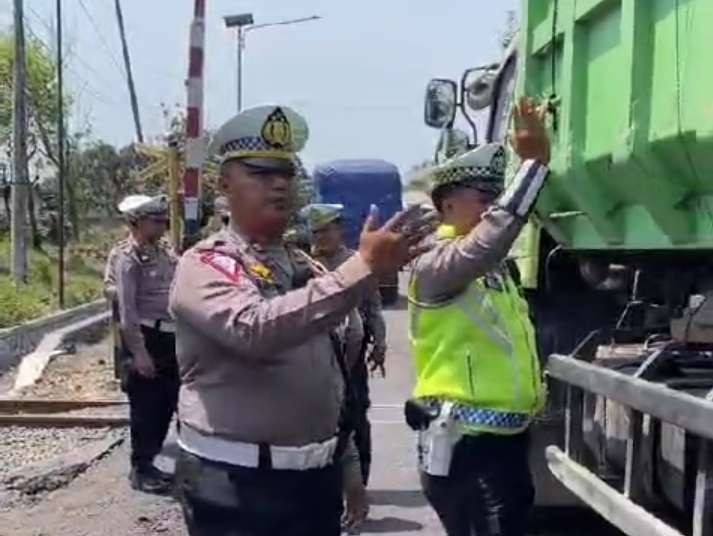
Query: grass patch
xmin=0 ymin=232 xmax=108 ymax=328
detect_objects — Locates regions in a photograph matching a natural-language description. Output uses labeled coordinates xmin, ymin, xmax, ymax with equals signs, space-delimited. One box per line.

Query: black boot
xmin=130 ymin=466 xmax=172 ymax=494
xmin=145 ymin=464 xmax=174 ymax=483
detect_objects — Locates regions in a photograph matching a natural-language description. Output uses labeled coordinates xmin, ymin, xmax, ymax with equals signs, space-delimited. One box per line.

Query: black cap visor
xmin=240 ymin=157 xmax=295 ymax=175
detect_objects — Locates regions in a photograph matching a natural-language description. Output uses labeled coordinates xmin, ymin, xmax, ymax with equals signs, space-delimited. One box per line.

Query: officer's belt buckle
xmin=270 ymin=437 xmax=337 ymax=470
xmin=178 ymin=424 xmax=337 ymax=471
xmin=140 ymin=319 xmax=176 ymax=333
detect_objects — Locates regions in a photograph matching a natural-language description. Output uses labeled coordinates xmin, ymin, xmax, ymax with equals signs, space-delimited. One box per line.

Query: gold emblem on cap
xmin=261 ymin=107 xmax=293 ymax=149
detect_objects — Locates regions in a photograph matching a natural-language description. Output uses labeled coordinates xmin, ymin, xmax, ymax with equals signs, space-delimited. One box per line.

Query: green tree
xmin=69 ymin=141 xmax=150 ymax=219
xmin=0 ymin=34 xmax=61 ymax=157
xmin=0 ymin=33 xmax=74 ymax=245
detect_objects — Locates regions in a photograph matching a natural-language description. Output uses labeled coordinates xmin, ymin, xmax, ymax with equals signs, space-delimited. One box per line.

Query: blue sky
xmin=0 ymin=0 xmax=518 ymax=174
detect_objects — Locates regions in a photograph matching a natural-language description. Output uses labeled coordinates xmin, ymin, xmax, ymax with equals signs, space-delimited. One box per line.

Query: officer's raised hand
xmin=511 ymin=96 xmax=550 ymax=165
xmin=500 ymin=97 xmax=552 ymax=218
xmin=358 ymin=205 xmax=431 ymax=276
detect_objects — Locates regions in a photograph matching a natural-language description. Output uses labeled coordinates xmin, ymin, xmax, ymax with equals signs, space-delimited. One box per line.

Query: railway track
xmin=0 ymin=398 xmax=129 ymax=428
xmin=0 ymin=397 xmax=130 ymax=486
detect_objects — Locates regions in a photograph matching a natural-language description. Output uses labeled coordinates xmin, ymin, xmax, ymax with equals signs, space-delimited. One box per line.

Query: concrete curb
xmin=2 ymin=432 xmax=125 ymax=496
xmin=0 ymin=301 xmax=108 ymax=372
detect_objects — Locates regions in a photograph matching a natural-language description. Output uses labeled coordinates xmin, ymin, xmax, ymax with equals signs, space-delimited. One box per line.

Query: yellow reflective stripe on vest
xmin=454 ymin=291 xmax=512 ymax=353
xmin=457 ymin=282 xmax=527 ymax=407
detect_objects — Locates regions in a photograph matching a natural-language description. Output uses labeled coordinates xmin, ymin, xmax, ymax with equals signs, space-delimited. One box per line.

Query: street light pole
xmin=225 ymin=14 xmax=320 ymax=113
xmin=224 ymin=13 xmax=253 ymax=114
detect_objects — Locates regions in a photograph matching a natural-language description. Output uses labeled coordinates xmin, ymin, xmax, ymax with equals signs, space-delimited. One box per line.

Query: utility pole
xmin=11 ymin=0 xmax=29 ymax=284
xmin=167 ymin=136 xmax=181 ymax=251
xmin=114 ymin=0 xmax=143 ymax=143
xmin=56 ymin=0 xmax=66 ymax=308
xmin=237 ymin=27 xmax=243 ymax=112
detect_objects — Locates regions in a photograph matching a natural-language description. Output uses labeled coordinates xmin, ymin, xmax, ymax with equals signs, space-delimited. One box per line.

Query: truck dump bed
xmin=522 ymin=0 xmax=713 ymax=251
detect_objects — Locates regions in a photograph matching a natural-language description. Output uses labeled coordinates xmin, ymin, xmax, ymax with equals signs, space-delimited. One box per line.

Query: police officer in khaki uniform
xmin=407 ymin=98 xmax=551 ymax=536
xmin=169 ymin=105 xmax=429 ymax=536
xmin=106 ymin=194 xmax=179 ymax=494
xmin=304 ymin=203 xmax=387 ymax=485
xmin=300 ymin=203 xmax=378 ymax=531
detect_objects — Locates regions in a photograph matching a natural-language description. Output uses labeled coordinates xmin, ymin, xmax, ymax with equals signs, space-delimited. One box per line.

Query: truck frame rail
xmin=547 ymin=341 xmax=713 ymax=536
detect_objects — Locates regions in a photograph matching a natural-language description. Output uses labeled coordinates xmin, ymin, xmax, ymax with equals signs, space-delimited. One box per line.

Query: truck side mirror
xmin=424 ymin=79 xmax=458 ymax=129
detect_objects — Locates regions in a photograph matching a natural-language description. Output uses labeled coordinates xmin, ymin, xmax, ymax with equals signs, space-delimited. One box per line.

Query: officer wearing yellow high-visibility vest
xmin=406 ymin=97 xmax=551 ymax=536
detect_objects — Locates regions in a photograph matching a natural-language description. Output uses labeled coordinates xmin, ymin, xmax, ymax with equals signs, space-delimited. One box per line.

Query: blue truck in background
xmin=313 ymin=159 xmax=403 ymax=305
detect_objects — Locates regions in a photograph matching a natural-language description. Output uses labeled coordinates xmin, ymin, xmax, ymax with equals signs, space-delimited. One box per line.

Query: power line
xmin=24 ymin=8 xmax=113 ymax=88
xmin=92 ymin=0 xmax=184 ymax=84
xmin=30 ymin=0 xmax=184 ymax=88
xmin=29 ymin=20 xmax=115 ymax=94
xmin=23 ymin=16 xmax=120 ymax=107
xmin=75 ymin=0 xmax=125 ymax=79
xmin=25 ymin=5 xmax=52 ymax=32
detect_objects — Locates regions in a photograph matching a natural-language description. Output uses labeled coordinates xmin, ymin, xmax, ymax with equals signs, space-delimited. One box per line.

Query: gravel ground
xmin=0 ymin=441 xmax=186 ymax=536
xmin=0 ymin=427 xmax=117 ymax=482
xmin=0 ymin=334 xmax=129 ymax=517
xmin=19 ymin=337 xmax=123 ymax=401
xmin=0 ymin=335 xmax=126 ymax=482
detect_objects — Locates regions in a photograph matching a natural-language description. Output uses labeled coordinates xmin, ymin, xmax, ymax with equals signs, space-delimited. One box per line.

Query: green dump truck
xmin=424 ymin=1 xmax=713 ymax=533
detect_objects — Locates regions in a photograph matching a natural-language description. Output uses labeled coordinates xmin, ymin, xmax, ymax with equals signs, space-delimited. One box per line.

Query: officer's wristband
xmin=497 ymin=159 xmax=549 ymax=218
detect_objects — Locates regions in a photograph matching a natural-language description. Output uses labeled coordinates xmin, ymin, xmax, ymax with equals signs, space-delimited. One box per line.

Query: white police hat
xmin=117 ymin=194 xmax=168 ymax=219
xmin=211 ymin=105 xmax=309 ymax=173
xmin=429 ymin=143 xmax=507 ymax=195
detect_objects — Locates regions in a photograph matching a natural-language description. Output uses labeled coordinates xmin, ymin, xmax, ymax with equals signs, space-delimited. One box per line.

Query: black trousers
xmin=421 ymin=432 xmax=534 ymax=536
xmin=123 ymin=326 xmax=179 ymax=471
xmin=175 ymin=449 xmax=343 ymax=536
xmin=350 ymin=358 xmax=372 ymax=486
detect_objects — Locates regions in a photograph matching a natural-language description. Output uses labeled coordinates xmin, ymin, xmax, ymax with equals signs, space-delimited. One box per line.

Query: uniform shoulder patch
xmin=199 ymin=251 xmax=243 ymax=283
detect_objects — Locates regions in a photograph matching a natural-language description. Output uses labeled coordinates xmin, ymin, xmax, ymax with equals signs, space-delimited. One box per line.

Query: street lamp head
xmin=225 ymin=13 xmax=254 ymax=28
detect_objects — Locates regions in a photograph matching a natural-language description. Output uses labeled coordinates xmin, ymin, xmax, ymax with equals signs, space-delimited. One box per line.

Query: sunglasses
xmin=463 ymin=184 xmax=501 ymax=203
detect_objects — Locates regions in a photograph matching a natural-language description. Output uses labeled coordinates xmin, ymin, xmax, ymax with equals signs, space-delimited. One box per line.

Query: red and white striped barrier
xmin=183 ymin=0 xmax=206 ymax=241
